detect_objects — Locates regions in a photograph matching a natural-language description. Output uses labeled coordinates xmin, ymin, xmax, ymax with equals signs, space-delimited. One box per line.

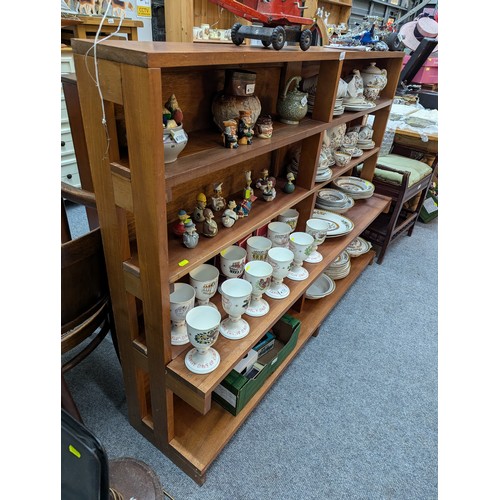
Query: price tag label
xmin=301 ymin=95 xmax=308 ymax=107
xmin=107 ymin=18 xmax=115 ymax=24
xmin=178 ymin=259 xmax=189 ymax=267
xmin=136 ymin=0 xmax=152 ymax=17
xmin=171 ymin=128 xmax=188 ymax=143
xmin=246 ymin=83 xmax=255 ymax=95
xmin=340 ymin=51 xmax=345 ymax=61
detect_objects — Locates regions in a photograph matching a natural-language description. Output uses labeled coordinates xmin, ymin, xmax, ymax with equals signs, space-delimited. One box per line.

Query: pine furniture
xmin=71 ymin=39 xmax=403 ymax=484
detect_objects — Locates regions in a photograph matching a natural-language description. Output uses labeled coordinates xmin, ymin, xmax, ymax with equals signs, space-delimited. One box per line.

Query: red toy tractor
xmin=209 ymin=0 xmax=315 ymax=50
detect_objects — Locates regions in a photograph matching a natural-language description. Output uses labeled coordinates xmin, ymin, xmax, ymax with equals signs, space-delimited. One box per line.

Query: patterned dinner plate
xmin=312 ymin=209 xmax=355 ymax=237
xmin=346 ymin=236 xmax=372 ymax=257
xmin=333 ymin=176 xmax=374 ymax=194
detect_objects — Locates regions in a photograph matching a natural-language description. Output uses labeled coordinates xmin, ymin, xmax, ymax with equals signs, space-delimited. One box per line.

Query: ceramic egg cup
xmin=185 ymin=305 xmax=222 ymax=375
xmin=265 ymin=247 xmax=295 ymax=299
xmin=169 ymin=282 xmax=196 ymax=346
xmin=219 ymin=278 xmax=253 ymax=340
xmin=219 ymin=245 xmax=247 ymax=293
xmin=304 ymin=219 xmax=329 ymax=264
xmin=244 ymin=260 xmax=273 ymax=317
xmin=287 ymin=232 xmax=314 ymax=281
xmin=189 ymin=263 xmax=219 ymax=310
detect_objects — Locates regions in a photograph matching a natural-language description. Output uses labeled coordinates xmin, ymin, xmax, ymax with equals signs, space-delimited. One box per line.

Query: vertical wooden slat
xmin=312 ymin=60 xmax=343 ymax=123
xmin=166 ymin=0 xmax=194 ymax=42
xmin=120 ymin=63 xmax=174 ymax=443
xmin=73 ymin=53 xmax=143 ymax=428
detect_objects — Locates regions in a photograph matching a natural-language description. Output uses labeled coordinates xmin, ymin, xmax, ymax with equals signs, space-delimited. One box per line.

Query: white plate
xmin=333 ymin=176 xmax=375 ymax=195
xmin=344 ymin=103 xmax=376 ymax=112
xmin=317 ymin=189 xmax=349 ymax=206
xmin=312 ymin=209 xmax=355 ymax=237
xmin=346 ymin=236 xmax=372 ymax=257
xmin=305 ymin=273 xmax=335 ymax=299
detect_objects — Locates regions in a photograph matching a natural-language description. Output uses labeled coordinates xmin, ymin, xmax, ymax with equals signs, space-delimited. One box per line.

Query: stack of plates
xmin=346 ymin=236 xmax=372 ymax=257
xmin=333 ymin=97 xmax=345 ymax=116
xmin=312 ymin=209 xmax=355 ymax=238
xmin=333 ymin=176 xmax=375 ymax=200
xmin=305 ymin=273 xmax=336 ymax=300
xmin=315 ymin=189 xmax=355 ymax=214
xmin=343 ymin=98 xmax=376 ymax=112
xmin=288 ymin=151 xmax=333 ymax=183
xmin=315 ymin=167 xmax=333 ymax=183
xmin=325 ymin=251 xmax=351 ymax=280
xmin=357 ymin=139 xmax=376 ymax=150
xmin=350 ymin=147 xmax=364 ymax=158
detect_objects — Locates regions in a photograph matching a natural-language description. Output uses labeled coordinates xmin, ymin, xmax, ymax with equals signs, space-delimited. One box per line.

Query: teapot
xmin=277 ymin=76 xmax=308 ymax=125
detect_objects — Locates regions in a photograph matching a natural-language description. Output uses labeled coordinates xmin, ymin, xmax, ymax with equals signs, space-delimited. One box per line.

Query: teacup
xmin=340 ymin=145 xmax=357 ymax=156
xmin=333 ymin=151 xmax=351 ymax=167
xmin=343 ymin=131 xmax=359 ymax=146
xmin=359 ymin=125 xmax=373 ymax=141
xmin=246 ymin=236 xmax=272 ymax=262
xmin=363 ymin=86 xmax=380 ymax=102
xmin=184 ymin=305 xmax=222 ymax=374
xmin=267 ymin=221 xmax=292 ymax=248
xmin=219 ymin=278 xmax=253 ymax=340
xmin=278 ymin=209 xmax=299 ymax=231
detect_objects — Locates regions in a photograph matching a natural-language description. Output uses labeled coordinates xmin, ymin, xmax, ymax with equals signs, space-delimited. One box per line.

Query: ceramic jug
xmin=277 ymin=76 xmax=308 ymax=125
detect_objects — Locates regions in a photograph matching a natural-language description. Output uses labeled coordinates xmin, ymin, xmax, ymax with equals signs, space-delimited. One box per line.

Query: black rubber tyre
xmin=261 ymin=39 xmax=271 ymax=48
xmin=231 ymin=23 xmax=244 ymax=46
xmin=385 ymin=32 xmax=403 ymax=51
xmin=299 ymin=29 xmax=312 ymax=51
xmin=271 ymin=26 xmax=286 ymax=51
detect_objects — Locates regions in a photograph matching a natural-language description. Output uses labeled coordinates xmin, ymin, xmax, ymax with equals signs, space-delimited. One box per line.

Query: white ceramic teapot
xmin=360 ymin=62 xmax=388 ymax=90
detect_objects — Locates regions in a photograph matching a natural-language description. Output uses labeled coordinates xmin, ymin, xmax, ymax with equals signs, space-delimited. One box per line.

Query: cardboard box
xmin=212 ymin=314 xmax=301 ymax=415
xmin=419 ymin=193 xmax=438 ymax=223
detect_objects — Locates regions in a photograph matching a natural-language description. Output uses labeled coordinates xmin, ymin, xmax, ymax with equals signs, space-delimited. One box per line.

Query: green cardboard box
xmin=419 ymin=193 xmax=438 ymax=223
xmin=212 ymin=314 xmax=301 ymax=415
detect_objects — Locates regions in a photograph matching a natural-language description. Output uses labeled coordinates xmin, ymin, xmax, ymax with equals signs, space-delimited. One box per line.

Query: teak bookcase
xmin=71 ymin=40 xmax=403 ymax=484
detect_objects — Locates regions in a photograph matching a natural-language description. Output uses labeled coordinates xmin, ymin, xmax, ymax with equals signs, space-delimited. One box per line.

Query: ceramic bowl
xmin=333 ymin=151 xmax=351 ymax=167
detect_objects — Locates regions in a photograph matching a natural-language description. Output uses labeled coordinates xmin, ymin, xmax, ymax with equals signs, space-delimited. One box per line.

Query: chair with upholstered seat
xmin=357 ymin=145 xmax=437 ymax=264
xmin=61 ymin=181 xmax=118 ymax=422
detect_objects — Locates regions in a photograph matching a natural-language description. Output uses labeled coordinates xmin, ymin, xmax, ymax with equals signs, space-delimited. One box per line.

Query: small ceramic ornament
xmin=236 ymin=196 xmax=252 ymax=218
xmin=202 ymin=209 xmax=218 ymax=237
xmin=255 ymin=114 xmax=273 ymax=139
xmin=222 ymin=119 xmax=239 ymax=149
xmin=173 ymin=210 xmax=190 ymax=237
xmin=237 ymin=110 xmax=254 ymax=145
xmin=243 ymin=170 xmax=257 ymax=202
xmin=255 ymin=168 xmax=276 ymax=192
xmin=222 ymin=200 xmax=238 ymax=228
xmin=165 ymin=94 xmax=184 ymax=126
xmin=192 ymin=192 xmax=207 ymax=223
xmin=183 ymin=220 xmax=199 ymax=249
xmin=210 ymin=182 xmax=227 ymax=212
xmin=262 ymin=178 xmax=277 ymax=202
xmin=283 ymin=172 xmax=296 ymax=194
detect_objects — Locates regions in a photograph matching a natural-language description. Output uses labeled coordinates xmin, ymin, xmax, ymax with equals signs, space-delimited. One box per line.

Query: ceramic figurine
xmin=255 ymin=114 xmax=273 ymax=139
xmin=192 ymin=192 xmax=207 ymax=223
xmin=243 ymin=170 xmax=257 ymax=202
xmin=183 ymin=220 xmax=199 ymax=249
xmin=222 ymin=200 xmax=238 ymax=228
xmin=262 ymin=178 xmax=277 ymax=202
xmin=236 ymin=194 xmax=252 ymax=218
xmin=172 ymin=210 xmax=190 ymax=237
xmin=283 ymin=172 xmax=296 ymax=194
xmin=237 ymin=110 xmax=254 ymax=145
xmin=210 ymin=182 xmax=227 ymax=212
xmin=165 ymin=94 xmax=184 ymax=126
xmin=202 ymin=209 xmax=218 ymax=237
xmin=256 ymin=168 xmax=275 ymax=192
xmin=222 ymin=119 xmax=239 ymax=149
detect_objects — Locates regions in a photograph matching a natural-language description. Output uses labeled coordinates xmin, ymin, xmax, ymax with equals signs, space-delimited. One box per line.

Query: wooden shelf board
xmin=169 ymin=250 xmax=374 ymax=474
xmin=165 ymin=194 xmax=390 ymax=409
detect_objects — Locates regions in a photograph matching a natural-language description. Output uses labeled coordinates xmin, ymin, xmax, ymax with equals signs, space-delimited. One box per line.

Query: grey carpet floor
xmin=64 ymin=203 xmax=438 ymax=500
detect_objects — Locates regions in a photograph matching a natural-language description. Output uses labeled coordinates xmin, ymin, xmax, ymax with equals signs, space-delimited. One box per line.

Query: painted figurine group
xmin=174 ymin=167 xmax=295 ymax=248
xmin=222 ymin=112 xmax=271 ymax=149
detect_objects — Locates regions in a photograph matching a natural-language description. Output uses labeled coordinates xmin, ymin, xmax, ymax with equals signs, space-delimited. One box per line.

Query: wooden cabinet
xmin=72 ymin=39 xmax=403 ymax=484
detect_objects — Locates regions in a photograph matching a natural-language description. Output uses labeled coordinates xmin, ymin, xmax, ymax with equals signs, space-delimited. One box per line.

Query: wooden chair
xmin=61 ymin=181 xmax=117 ymax=422
xmin=358 ymin=144 xmax=437 ymax=264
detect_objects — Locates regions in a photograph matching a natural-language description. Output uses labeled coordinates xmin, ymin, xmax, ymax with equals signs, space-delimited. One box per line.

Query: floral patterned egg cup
xmin=170 ymin=282 xmax=196 ymax=346
xmin=243 ymin=260 xmax=273 ymax=317
xmin=265 ymin=247 xmax=295 ymax=299
xmin=305 ymin=219 xmax=330 ymax=264
xmin=189 ymin=263 xmax=219 ymax=309
xmin=287 ymin=232 xmax=314 ymax=281
xmin=220 ymin=278 xmax=253 ymax=340
xmin=185 ymin=305 xmax=222 ymax=375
